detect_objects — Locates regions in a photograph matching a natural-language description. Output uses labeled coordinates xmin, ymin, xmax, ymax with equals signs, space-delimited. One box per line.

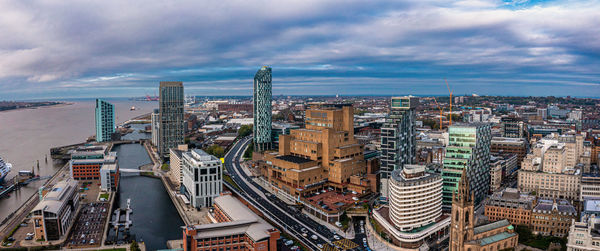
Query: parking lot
xmin=65 ymin=202 xmax=109 ymax=248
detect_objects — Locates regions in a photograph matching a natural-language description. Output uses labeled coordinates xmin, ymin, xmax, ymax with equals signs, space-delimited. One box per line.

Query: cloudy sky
xmin=1 ymin=0 xmax=599 ymax=100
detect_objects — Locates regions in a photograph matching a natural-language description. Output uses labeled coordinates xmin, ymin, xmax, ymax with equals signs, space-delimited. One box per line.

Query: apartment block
xmin=159 ymin=81 xmax=185 ymax=158
xmin=95 ymin=99 xmax=115 ymax=142
xmin=169 ymin=144 xmax=188 ymax=190
xmin=501 ymin=116 xmax=525 ymax=138
xmin=380 ymin=96 xmax=418 ymax=198
xmin=253 ymin=66 xmax=273 ymax=152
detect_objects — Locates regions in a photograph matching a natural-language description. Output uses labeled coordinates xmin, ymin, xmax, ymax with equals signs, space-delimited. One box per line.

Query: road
xmin=224 ymin=136 xmax=367 ymax=250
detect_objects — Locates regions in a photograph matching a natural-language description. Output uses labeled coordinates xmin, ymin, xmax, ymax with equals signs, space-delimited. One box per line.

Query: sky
xmin=0 ymin=0 xmax=599 ymax=100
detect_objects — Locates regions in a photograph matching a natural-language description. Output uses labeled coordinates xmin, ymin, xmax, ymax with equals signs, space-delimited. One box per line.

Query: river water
xmin=109 ymin=143 xmax=184 ymax=251
xmin=0 ymin=99 xmax=156 ymax=220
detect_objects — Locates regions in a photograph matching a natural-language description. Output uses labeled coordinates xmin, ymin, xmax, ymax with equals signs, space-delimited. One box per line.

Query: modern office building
xmin=182 ymin=194 xmax=280 ymax=251
xmin=151 ymin=108 xmax=160 ymax=147
xmin=531 ymin=199 xmax=577 ymax=237
xmin=70 ymin=145 xmax=119 ymax=185
xmin=264 ymin=103 xmax=366 ymax=197
xmin=253 ymin=66 xmax=273 ymax=152
xmin=581 ymin=174 xmax=600 ymax=201
xmin=159 ymin=81 xmax=185 ymax=158
xmin=490 ymin=137 xmax=527 ymax=167
xmin=484 ymin=188 xmax=536 ymax=226
xmin=31 ymin=179 xmax=80 ymax=241
xmin=442 ymin=123 xmax=492 ymax=209
xmin=100 ymin=161 xmax=119 ymax=192
xmin=449 ymin=169 xmax=518 ymax=251
xmin=567 ymin=216 xmax=600 ymax=251
xmin=181 ymin=149 xmax=222 ymax=208
xmin=500 ymin=116 xmax=525 ymax=138
xmin=95 ymin=99 xmax=115 ymax=142
xmin=380 ymin=96 xmax=418 ymax=198
xmin=489 ymin=153 xmax=518 ymax=192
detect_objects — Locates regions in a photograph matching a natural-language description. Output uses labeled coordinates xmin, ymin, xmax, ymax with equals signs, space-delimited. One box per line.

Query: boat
xmin=130 ymin=106 xmax=136 ymax=111
xmin=0 ymin=156 xmax=12 ymax=184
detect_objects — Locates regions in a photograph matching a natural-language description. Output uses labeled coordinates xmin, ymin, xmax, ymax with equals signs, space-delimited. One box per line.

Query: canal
xmin=109 ymin=143 xmax=184 ymax=251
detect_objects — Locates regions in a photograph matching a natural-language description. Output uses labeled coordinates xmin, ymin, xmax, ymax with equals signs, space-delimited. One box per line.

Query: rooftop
xmin=275 ymin=155 xmax=313 ymax=164
xmin=476 ymin=232 xmax=517 ymax=246
xmin=473 ymin=219 xmax=511 ymax=235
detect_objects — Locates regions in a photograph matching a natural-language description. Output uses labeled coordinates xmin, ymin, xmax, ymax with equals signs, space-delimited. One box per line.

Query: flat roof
xmin=275 ymin=155 xmax=313 ymax=164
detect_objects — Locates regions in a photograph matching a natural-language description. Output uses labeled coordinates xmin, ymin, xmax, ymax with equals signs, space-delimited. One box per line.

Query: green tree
xmin=130 ymin=240 xmax=141 ymax=251
xmin=244 ymin=141 xmax=254 ymax=159
xmin=204 ymin=144 xmax=225 ymax=158
xmin=238 ymin=125 xmax=253 ymax=138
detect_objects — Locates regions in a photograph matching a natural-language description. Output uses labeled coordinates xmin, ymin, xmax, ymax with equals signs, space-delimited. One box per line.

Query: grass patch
xmin=223 ymin=174 xmax=241 ymax=191
xmin=99 ymin=193 xmax=109 ymax=200
xmin=161 ymin=163 xmax=169 ymax=171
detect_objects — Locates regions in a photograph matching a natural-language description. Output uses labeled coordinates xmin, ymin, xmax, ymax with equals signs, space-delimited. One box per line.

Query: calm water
xmin=109 ymin=144 xmax=184 ymax=251
xmin=0 ymin=99 xmax=156 ymax=220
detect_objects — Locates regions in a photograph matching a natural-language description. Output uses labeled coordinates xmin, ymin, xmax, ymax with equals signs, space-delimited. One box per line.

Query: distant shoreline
xmin=0 ymin=101 xmax=71 ymax=113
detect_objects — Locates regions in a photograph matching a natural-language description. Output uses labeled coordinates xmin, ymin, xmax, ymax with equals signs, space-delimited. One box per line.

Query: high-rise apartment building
xmin=380 ymin=96 xmax=418 ymax=198
xmin=442 ymin=123 xmax=491 ymax=209
xmin=181 ymin=149 xmax=222 ymax=208
xmin=95 ymin=99 xmax=115 ymax=142
xmin=253 ymin=66 xmax=272 ymax=152
xmin=151 ymin=108 xmax=160 ymax=147
xmin=159 ymin=81 xmax=184 ymax=158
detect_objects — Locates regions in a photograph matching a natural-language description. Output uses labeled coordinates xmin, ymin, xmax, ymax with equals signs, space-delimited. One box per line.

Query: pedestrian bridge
xmin=119 ymin=168 xmax=146 ymax=173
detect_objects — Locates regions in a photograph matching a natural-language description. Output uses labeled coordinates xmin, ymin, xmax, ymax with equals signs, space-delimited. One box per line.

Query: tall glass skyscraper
xmin=95 ymin=99 xmax=115 ymax=142
xmin=159 ymin=81 xmax=184 ymax=158
xmin=379 ymin=96 xmax=418 ymax=199
xmin=253 ymin=66 xmax=272 ymax=152
xmin=442 ymin=123 xmax=491 ymax=210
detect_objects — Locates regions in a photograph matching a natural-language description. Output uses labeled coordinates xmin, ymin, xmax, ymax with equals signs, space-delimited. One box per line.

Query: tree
xmin=130 ymin=240 xmax=141 ymax=251
xmin=204 ymin=144 xmax=225 ymax=158
xmin=238 ymin=125 xmax=253 ymax=138
xmin=244 ymin=141 xmax=254 ymax=159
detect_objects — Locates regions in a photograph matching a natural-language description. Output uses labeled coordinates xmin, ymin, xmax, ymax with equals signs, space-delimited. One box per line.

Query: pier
xmin=111 ymin=198 xmax=133 ymax=230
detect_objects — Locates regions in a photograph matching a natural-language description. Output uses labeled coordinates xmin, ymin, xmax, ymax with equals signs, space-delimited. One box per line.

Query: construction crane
xmin=432 ymin=97 xmax=445 ymax=130
xmin=445 ymin=78 xmax=453 ymax=126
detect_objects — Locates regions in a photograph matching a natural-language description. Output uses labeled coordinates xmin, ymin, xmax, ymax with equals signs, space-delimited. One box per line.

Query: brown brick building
xmin=531 ymin=199 xmax=577 ymax=237
xmin=264 ymin=103 xmax=367 ymax=197
xmin=484 ymin=188 xmax=536 ymax=227
xmin=490 ymin=137 xmax=527 ymax=167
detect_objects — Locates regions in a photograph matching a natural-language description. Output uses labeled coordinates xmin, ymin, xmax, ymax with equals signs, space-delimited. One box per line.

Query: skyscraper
xmin=159 ymin=81 xmax=184 ymax=158
xmin=151 ymin=109 xmax=159 ymax=147
xmin=442 ymin=123 xmax=491 ymax=210
xmin=253 ymin=66 xmax=272 ymax=152
xmin=95 ymin=99 xmax=115 ymax=142
xmin=379 ymin=96 xmax=418 ymax=198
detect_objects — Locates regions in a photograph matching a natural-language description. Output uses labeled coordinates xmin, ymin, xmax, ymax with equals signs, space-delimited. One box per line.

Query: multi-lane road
xmin=224 ymin=136 xmax=368 ymax=250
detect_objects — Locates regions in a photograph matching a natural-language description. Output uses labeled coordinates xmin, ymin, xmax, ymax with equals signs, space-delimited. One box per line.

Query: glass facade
xmin=159 ymin=81 xmax=184 ymax=158
xmin=95 ymin=99 xmax=115 ymax=142
xmin=380 ymin=96 xmax=418 ymax=198
xmin=442 ymin=124 xmax=491 ymax=210
xmin=253 ymin=66 xmax=272 ymax=152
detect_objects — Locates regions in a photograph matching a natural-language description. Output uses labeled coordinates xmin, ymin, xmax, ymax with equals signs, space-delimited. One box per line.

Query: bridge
xmin=119 ymin=168 xmax=146 ymax=173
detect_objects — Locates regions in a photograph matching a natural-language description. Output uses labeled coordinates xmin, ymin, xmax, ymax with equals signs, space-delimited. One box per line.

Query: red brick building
xmin=183 ymin=195 xmax=280 ymax=251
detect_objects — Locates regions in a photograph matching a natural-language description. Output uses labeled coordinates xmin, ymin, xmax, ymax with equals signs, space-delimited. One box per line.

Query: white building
xmin=182 ymin=149 xmax=222 ymax=208
xmin=567 ymin=216 xmax=600 ymax=250
xmin=100 ymin=160 xmax=119 ymax=192
xmin=151 ymin=109 xmax=160 ymax=147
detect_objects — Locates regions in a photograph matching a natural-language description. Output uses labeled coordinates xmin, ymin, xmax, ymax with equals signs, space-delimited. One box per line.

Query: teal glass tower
xmin=442 ymin=123 xmax=491 ymax=210
xmin=95 ymin=99 xmax=115 ymax=142
xmin=253 ymin=66 xmax=272 ymax=152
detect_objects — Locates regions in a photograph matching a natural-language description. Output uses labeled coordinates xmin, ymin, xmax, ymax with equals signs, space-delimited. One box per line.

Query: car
xmin=334 ymin=235 xmax=340 ymax=240
xmin=25 ymin=236 xmax=33 ymax=240
xmin=363 ymin=238 xmax=367 ymax=243
xmin=19 ymin=223 xmax=27 ymax=227
xmin=26 ymin=232 xmax=34 ymax=236
xmin=317 ymin=244 xmax=324 ymax=249
xmin=285 ymin=240 xmax=294 ymax=246
xmin=90 ymin=239 xmax=95 ymax=244
xmin=302 ymin=233 xmax=307 ymax=237
xmin=335 ymin=221 xmax=342 ymax=227
xmin=7 ymin=237 xmax=15 ymax=241
xmin=291 ymin=246 xmax=299 ymax=251
xmin=311 ymin=234 xmax=318 ymax=240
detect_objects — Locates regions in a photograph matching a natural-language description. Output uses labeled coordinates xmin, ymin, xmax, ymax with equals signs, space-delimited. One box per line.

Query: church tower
xmin=450 ymin=168 xmax=476 ymax=251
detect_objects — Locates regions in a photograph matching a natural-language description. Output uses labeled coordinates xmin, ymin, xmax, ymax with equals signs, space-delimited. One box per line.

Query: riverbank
xmin=0 ymin=101 xmax=69 ymax=113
